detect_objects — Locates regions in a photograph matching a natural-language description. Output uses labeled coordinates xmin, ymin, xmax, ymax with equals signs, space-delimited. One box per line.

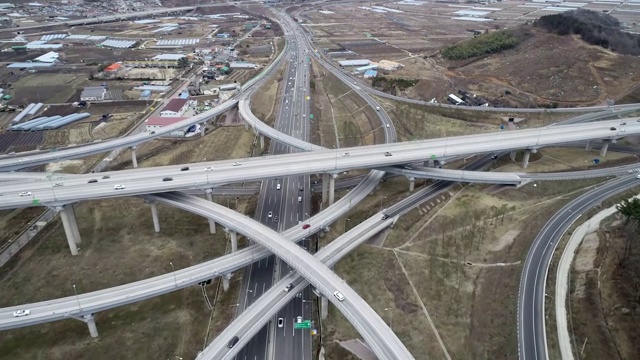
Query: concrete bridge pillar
xmin=522 ymin=150 xmax=531 ymax=169
xmin=600 ymin=140 xmax=610 ymax=157
xmin=83 ymin=314 xmax=99 ymax=338
xmin=320 ymin=295 xmax=328 ymax=320
xmin=408 ymin=177 xmax=415 ymax=192
xmin=585 ymin=141 xmax=592 ymax=152
xmin=322 ymin=173 xmax=329 ymax=203
xmin=329 ymin=174 xmax=337 ymax=206
xmin=260 ymin=134 xmax=265 ymax=149
xmin=148 ymin=201 xmax=160 ymax=233
xmin=228 ymin=229 xmax=238 ymax=252
xmin=68 ymin=205 xmax=82 ymax=245
xmin=510 ymin=150 xmax=517 ymax=162
xmin=222 ymin=274 xmax=232 ymax=291
xmin=204 ymin=189 xmax=216 ymax=234
xmin=200 ymin=123 xmax=206 ymax=136
xmin=130 ymin=146 xmax=138 ymax=168
xmin=56 ymin=204 xmax=80 ymax=256
xmin=244 ymin=122 xmax=249 ymax=131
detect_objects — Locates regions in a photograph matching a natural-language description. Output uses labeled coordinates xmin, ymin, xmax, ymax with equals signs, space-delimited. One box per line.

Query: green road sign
xmin=32 ymin=199 xmax=40 ymax=205
xmin=294 ymin=321 xmax=312 ymax=329
xmin=431 ymin=154 xmax=437 ymax=159
xmin=309 ymin=114 xmax=314 ymax=119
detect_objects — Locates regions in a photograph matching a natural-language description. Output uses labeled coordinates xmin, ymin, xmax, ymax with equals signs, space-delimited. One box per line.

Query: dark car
xmin=227 ymin=336 xmax=239 ymax=348
xmin=610 ymin=127 xmax=617 ymax=131
xmin=163 ymin=177 xmax=173 ymax=182
xmin=88 ymin=179 xmax=98 ymax=183
xmin=180 ymin=166 xmax=189 ymax=171
xmin=298 ymin=186 xmax=303 ymax=191
xmin=302 ymin=224 xmax=310 ymax=229
xmin=102 ymin=175 xmax=110 ymax=179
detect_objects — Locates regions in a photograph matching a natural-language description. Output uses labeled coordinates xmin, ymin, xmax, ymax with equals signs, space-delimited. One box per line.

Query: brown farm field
xmin=9 ymin=73 xmax=88 ymax=104
xmin=299 ymin=3 xmax=640 ymax=108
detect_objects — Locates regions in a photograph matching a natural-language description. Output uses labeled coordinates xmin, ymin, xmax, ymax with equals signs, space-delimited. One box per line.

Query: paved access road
xmin=518 ymin=175 xmax=640 ymax=360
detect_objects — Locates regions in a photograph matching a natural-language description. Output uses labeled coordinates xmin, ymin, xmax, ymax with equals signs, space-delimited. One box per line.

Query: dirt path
xmin=394 ymin=251 xmax=452 ymax=360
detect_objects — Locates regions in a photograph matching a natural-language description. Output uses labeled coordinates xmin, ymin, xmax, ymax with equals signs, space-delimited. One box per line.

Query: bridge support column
xmin=322 ymin=173 xmax=329 ymax=203
xmin=600 ymin=140 xmax=610 ymax=157
xmin=222 ymin=274 xmax=231 ymax=291
xmin=408 ymin=177 xmax=415 ymax=192
xmin=260 ymin=134 xmax=265 ymax=149
xmin=68 ymin=205 xmax=82 ymax=244
xmin=522 ymin=150 xmax=531 ymax=169
xmin=510 ymin=150 xmax=517 ymax=162
xmin=329 ymin=174 xmax=336 ymax=206
xmin=200 ymin=123 xmax=206 ymax=137
xmin=84 ymin=314 xmax=99 ymax=338
xmin=148 ymin=201 xmax=160 ymax=233
xmin=585 ymin=141 xmax=592 ymax=152
xmin=56 ymin=205 xmax=80 ymax=256
xmin=320 ymin=295 xmax=328 ymax=320
xmin=244 ymin=122 xmax=249 ymax=131
xmin=204 ymin=190 xmax=216 ymax=234
xmin=228 ymin=230 xmax=238 ymax=252
xmin=130 ymin=146 xmax=138 ymax=168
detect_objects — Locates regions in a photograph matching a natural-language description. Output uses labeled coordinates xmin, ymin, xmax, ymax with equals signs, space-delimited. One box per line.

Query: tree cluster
xmin=536 ymin=9 xmax=640 ymax=55
xmin=370 ymin=76 xmax=418 ymax=94
xmin=441 ymin=30 xmax=520 ymax=60
xmin=615 ymin=198 xmax=640 ymax=262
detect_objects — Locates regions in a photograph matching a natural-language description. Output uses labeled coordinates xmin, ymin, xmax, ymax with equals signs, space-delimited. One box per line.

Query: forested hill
xmin=536 ymin=9 xmax=640 ymax=55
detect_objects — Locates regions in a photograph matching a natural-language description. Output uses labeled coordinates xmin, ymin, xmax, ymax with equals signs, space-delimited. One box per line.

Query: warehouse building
xmin=338 ymin=59 xmax=370 ymax=67
xmin=160 ymin=98 xmax=189 ymax=117
xmin=80 ymin=86 xmax=106 ymax=101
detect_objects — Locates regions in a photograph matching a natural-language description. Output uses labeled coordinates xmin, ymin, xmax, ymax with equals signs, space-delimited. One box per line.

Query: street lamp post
xmin=73 ymin=284 xmax=82 ymax=311
xmin=169 ymin=262 xmax=177 ymax=287
xmin=384 ymin=307 xmax=393 ymax=329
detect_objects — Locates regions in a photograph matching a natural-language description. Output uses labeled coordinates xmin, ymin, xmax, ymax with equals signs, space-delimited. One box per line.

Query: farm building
xmin=354 ymin=64 xmax=378 ymax=73
xmin=229 ymin=61 xmax=257 ymax=69
xmin=338 ymin=59 xmax=370 ymax=67
xmin=80 ymin=87 xmax=106 ymax=101
xmin=160 ymin=98 xmax=189 ymax=117
xmin=363 ymin=69 xmax=377 ymax=78
xmin=145 ymin=116 xmax=188 ymax=136
xmin=104 ymin=63 xmax=122 ymax=72
xmin=34 ymin=51 xmax=59 ymax=63
xmin=152 ymin=54 xmax=186 ymax=61
xmin=7 ymin=62 xmax=54 ymax=68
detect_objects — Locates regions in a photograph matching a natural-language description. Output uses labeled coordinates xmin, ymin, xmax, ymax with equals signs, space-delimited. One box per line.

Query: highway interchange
xmin=1 ymin=5 xmax=640 ymax=360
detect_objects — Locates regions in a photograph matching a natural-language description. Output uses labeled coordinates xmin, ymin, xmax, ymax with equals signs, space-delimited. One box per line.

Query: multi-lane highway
xmin=518 ymin=175 xmax=640 ymax=360
xmin=235 ymin=23 xmax=314 ymax=360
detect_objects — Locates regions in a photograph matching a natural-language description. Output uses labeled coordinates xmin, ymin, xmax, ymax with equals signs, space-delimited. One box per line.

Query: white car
xmin=333 ymin=291 xmax=345 ymax=301
xmin=232 ymin=162 xmax=241 ymax=166
xmin=13 ymin=310 xmax=30 ymax=317
xmin=18 ymin=191 xmax=31 ymax=197
xmin=276 ymin=184 xmax=281 ymax=190
xmin=284 ymin=283 xmax=293 ymax=292
xmin=113 ymin=184 xmax=126 ymax=190
xmin=278 ymin=318 xmax=284 ymax=327
xmin=268 ymin=211 xmax=273 ymax=218
xmin=296 ymin=316 xmax=302 ymax=323
xmin=204 ymin=166 xmax=214 ymax=172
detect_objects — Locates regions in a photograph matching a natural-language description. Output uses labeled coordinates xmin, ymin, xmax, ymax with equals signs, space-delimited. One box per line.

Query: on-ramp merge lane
xmin=518 ymin=175 xmax=640 ymax=360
